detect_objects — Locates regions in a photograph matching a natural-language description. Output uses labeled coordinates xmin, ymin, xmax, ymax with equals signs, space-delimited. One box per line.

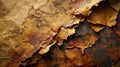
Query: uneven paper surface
xmin=0 ymin=0 xmax=120 ymax=67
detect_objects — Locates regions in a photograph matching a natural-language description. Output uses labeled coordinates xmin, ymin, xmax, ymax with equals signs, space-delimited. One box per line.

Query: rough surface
xmin=87 ymin=2 xmax=118 ymax=27
xmin=69 ymin=0 xmax=102 ymax=16
xmin=0 ymin=0 xmax=81 ymax=67
xmin=0 ymin=0 xmax=120 ymax=67
xmin=64 ymin=22 xmax=98 ymax=54
xmin=31 ymin=19 xmax=120 ymax=67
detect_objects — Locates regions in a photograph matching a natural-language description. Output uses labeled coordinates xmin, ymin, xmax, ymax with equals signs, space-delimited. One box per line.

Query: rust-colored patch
xmin=89 ymin=24 xmax=105 ymax=32
xmin=66 ymin=34 xmax=98 ymax=54
xmin=87 ymin=2 xmax=118 ymax=27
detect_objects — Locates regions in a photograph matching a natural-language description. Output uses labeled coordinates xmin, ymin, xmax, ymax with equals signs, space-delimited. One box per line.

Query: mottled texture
xmin=69 ymin=0 xmax=102 ymax=15
xmin=0 ymin=0 xmax=81 ymax=67
xmin=0 ymin=0 xmax=120 ymax=67
xmin=87 ymin=2 xmax=118 ymax=27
